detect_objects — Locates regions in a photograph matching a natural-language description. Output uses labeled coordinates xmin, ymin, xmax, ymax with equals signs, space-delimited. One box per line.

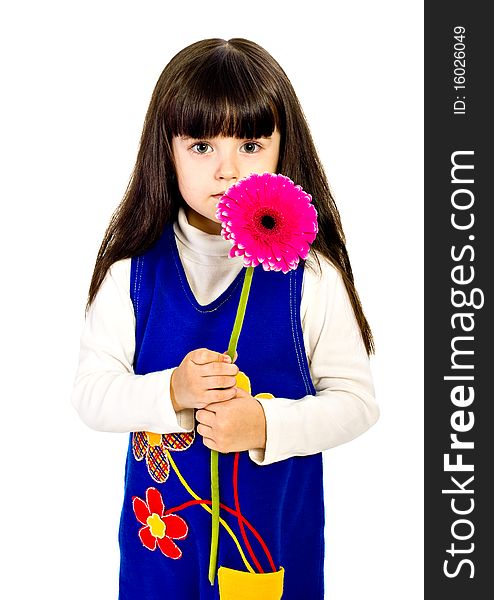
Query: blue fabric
xmin=118 ymin=224 xmax=325 ymax=599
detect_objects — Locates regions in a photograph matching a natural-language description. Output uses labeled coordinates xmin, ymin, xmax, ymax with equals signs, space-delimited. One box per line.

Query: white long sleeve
xmin=252 ymin=257 xmax=379 ymax=464
xmin=71 ymin=258 xmax=194 ymax=434
xmin=71 ymin=208 xmax=378 ymax=463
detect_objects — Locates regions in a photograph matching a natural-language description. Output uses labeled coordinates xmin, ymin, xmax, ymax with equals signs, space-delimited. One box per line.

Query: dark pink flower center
xmin=261 ymin=215 xmax=276 ymax=230
xmin=253 ymin=208 xmax=282 ymax=236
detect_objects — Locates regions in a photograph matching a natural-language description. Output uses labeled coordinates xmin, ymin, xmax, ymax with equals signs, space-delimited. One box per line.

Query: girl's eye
xmin=191 ymin=142 xmax=212 ymax=154
xmin=241 ymin=141 xmax=261 ymax=154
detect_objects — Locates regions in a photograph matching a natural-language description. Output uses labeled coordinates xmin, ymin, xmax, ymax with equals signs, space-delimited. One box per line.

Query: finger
xmin=202 ymin=375 xmax=237 ymax=390
xmin=197 ymin=423 xmax=213 ymax=438
xmin=204 ymin=388 xmax=237 ymax=404
xmin=234 ymin=387 xmax=250 ymax=398
xmin=201 ymin=436 xmax=218 ymax=451
xmin=199 ymin=361 xmax=239 ymax=377
xmin=196 ymin=408 xmax=215 ymax=426
xmin=222 ymin=350 xmax=238 ymax=363
xmin=190 ymin=348 xmax=231 ymax=366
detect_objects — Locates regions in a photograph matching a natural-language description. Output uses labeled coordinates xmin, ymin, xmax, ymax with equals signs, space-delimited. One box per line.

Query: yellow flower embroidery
xmin=236 ymin=371 xmax=274 ymax=399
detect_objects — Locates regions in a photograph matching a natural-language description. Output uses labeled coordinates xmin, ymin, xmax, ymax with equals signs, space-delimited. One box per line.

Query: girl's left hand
xmin=196 ymin=387 xmax=267 ymax=453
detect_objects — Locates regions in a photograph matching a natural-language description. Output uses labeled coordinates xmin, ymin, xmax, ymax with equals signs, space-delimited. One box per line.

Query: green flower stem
xmin=227 ymin=266 xmax=254 ymax=360
xmin=208 ymin=266 xmax=255 ymax=584
xmin=208 ymin=449 xmax=220 ymax=584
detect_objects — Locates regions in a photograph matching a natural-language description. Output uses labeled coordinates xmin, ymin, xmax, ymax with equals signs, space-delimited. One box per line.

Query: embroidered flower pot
xmin=218 ymin=566 xmax=284 ymax=600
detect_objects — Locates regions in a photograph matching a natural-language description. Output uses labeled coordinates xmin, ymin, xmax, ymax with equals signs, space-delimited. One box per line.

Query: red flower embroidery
xmin=132 ymin=487 xmax=188 ymax=559
xmin=132 ymin=430 xmax=194 ymax=483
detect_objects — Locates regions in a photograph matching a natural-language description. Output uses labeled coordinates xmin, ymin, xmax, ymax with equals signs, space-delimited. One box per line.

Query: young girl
xmin=72 ymin=38 xmax=379 ymax=600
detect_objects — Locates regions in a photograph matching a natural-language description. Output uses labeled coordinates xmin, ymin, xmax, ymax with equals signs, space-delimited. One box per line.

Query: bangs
xmin=164 ymin=52 xmax=281 ymax=140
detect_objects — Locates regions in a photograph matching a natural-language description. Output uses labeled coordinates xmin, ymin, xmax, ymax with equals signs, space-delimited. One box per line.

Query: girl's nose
xmin=216 ymin=151 xmax=239 ymax=182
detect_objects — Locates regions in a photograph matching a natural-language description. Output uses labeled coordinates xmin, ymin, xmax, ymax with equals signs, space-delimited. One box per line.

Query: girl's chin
xmin=185 ymin=208 xmax=222 ymax=234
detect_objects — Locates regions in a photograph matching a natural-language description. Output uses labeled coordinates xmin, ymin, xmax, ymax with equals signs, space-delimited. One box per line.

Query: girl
xmin=72 ymin=38 xmax=379 ymax=600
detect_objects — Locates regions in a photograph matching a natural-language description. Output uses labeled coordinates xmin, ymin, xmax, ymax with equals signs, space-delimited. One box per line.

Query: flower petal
xmin=138 ymin=526 xmax=157 ymax=551
xmin=146 ymin=487 xmax=164 ymax=517
xmin=163 ymin=513 xmax=188 ymax=540
xmin=162 ymin=431 xmax=195 ymax=451
xmin=145 ymin=444 xmax=170 ymax=483
xmin=132 ymin=431 xmax=148 ymax=461
xmin=132 ymin=496 xmax=151 ymax=524
xmin=216 ymin=173 xmax=317 ymax=273
xmin=157 ymin=536 xmax=182 ymax=559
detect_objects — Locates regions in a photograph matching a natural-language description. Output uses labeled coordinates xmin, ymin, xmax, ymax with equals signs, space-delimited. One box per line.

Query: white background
xmin=1 ymin=1 xmax=423 ymax=598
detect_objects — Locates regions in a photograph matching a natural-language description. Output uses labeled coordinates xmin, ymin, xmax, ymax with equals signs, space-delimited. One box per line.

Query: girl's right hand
xmin=170 ymin=348 xmax=239 ymax=412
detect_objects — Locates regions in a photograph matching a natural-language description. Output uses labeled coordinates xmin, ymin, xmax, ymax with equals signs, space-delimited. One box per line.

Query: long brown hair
xmin=87 ymin=38 xmax=374 ymax=354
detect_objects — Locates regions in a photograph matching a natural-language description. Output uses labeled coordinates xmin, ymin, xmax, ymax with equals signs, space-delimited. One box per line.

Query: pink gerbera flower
xmin=215 ymin=172 xmax=318 ymax=273
xmin=209 ymin=172 xmax=318 ymax=582
xmin=132 ymin=487 xmax=188 ymax=559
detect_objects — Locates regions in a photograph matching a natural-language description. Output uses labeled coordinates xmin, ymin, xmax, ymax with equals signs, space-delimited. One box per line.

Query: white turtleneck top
xmin=71 ymin=208 xmax=379 ymax=465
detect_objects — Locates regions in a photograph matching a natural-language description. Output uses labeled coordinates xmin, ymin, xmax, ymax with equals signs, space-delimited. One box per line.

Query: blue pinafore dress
xmin=118 ymin=224 xmax=325 ymax=599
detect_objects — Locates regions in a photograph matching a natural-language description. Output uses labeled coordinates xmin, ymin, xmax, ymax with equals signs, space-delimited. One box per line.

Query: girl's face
xmin=172 ymin=131 xmax=281 ymax=234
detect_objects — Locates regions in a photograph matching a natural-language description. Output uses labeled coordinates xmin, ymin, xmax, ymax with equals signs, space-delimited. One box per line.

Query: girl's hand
xmin=196 ymin=387 xmax=267 ymax=453
xmin=170 ymin=348 xmax=239 ymax=411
